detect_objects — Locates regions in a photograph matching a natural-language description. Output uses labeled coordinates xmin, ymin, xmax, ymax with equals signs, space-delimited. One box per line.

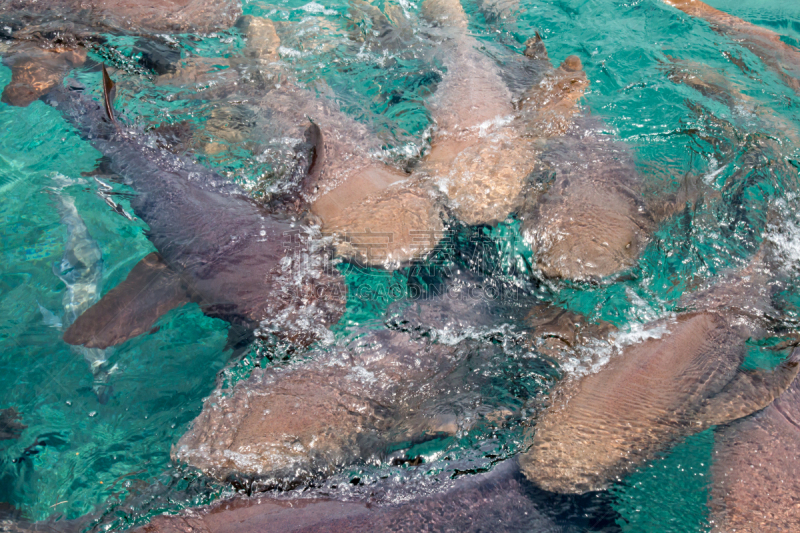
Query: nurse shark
xmin=708 ymin=347 xmax=800 ymax=532
xmin=1 ymin=0 xmax=242 ymax=106
xmin=519 ymin=251 xmax=800 ymax=494
xmin=415 ymin=0 xmax=655 ymax=282
xmin=43 ymin=67 xmax=344 ymax=350
xmin=415 ymin=0 xmax=589 ymax=230
xmin=41 ymin=184 xmax=116 ymax=401
xmin=660 ymin=0 xmax=800 ymax=94
xmin=173 ymin=271 xmax=531 ymax=485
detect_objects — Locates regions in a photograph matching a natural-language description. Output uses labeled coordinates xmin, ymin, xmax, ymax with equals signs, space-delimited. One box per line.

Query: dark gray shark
xmin=0 ymin=408 xmax=25 ymax=441
xmin=135 ymin=460 xmax=576 ymax=533
xmin=43 ymin=68 xmax=344 ymax=350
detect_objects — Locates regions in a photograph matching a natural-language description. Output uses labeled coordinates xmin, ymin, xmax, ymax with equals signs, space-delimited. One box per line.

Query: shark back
xmin=45 ymin=77 xmax=345 ymax=348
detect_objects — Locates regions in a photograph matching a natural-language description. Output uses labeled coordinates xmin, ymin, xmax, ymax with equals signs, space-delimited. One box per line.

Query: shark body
xmin=43 ymin=72 xmax=344 ymax=350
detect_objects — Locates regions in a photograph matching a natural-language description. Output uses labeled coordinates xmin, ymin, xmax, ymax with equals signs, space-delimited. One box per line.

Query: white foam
xmin=278 ymin=46 xmax=304 ymax=58
xmin=299 ymin=2 xmax=337 ymax=15
xmin=768 ymin=197 xmax=800 ymax=270
xmin=477 ymin=114 xmax=514 ymax=137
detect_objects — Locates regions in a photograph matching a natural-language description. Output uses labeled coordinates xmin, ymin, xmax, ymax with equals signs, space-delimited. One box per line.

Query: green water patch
xmin=611 ymin=429 xmax=714 ymax=533
xmin=2 ymin=0 xmax=800 ymax=529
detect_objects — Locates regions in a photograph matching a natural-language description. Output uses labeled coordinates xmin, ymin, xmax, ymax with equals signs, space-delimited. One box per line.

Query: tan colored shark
xmin=0 ymin=0 xmax=242 ymax=106
xmin=517 ymin=124 xmax=654 ymax=281
xmin=417 ymin=0 xmax=587 ymax=227
xmin=173 ymin=274 xmax=522 ymax=484
xmin=660 ymin=0 xmax=800 ymax=93
xmin=173 ymin=328 xmax=461 ymax=482
xmin=519 ymin=253 xmax=800 ymax=494
xmin=416 ymin=0 xmax=658 ymax=282
xmin=708 ymin=348 xmax=800 ymax=532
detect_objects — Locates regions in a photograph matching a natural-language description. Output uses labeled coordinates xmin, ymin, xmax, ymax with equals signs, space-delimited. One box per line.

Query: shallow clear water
xmin=2 ymin=0 xmax=800 ymax=531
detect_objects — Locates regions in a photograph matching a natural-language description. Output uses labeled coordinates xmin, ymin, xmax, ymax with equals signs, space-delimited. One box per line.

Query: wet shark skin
xmin=321 ymin=182 xmax=446 ymax=268
xmin=519 ymin=253 xmax=792 ymax=494
xmin=62 ymin=252 xmax=189 ymax=349
xmin=252 ymin=83 xmax=445 ymax=267
xmin=143 ymin=6 xmax=585 ymax=262
xmin=44 ymin=80 xmax=345 ymax=346
xmin=146 ymin=18 xmax=443 ymax=270
xmin=709 ymin=349 xmax=800 ymax=533
xmin=519 ymin=120 xmax=652 ymax=282
xmin=0 ymin=0 xmax=241 ymax=37
xmin=424 ymin=52 xmax=588 ymax=228
xmin=418 ymin=0 xmax=597 ymax=237
xmin=518 ymin=56 xmax=588 ymax=139
xmin=415 ymin=18 xmax=642 ymax=282
xmin=136 ymin=460 xmax=570 ymax=533
xmin=418 ymin=0 xmax=526 ymax=227
xmin=1 ymin=45 xmax=87 ymax=107
xmin=173 ymin=328 xmax=462 ymax=483
xmin=173 ymin=270 xmax=533 ymax=485
xmin=661 ymin=0 xmax=800 ymax=94
xmin=117 ymin=21 xmax=443 ymax=271
xmin=520 ymin=311 xmax=746 ymax=494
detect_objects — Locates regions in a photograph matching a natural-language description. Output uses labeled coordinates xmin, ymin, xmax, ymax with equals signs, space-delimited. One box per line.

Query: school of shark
xmin=2 ymin=0 xmax=800 ymax=531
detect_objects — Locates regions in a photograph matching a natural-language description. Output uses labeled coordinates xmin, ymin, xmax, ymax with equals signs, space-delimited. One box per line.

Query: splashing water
xmin=1 ymin=0 xmax=800 ymax=532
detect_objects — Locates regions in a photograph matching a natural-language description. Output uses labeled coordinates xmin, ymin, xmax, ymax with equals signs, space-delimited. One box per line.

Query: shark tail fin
xmin=102 ymin=64 xmax=117 ymax=124
xmin=63 ymin=252 xmax=190 ymax=349
xmin=698 ymin=348 xmax=800 ymax=427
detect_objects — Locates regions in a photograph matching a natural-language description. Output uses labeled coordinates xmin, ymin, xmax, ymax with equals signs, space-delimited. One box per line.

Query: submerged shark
xmin=0 ymin=407 xmax=25 ymax=441
xmin=173 ymin=271 xmax=527 ymax=484
xmin=660 ymin=0 xmax=800 ymax=94
xmin=709 ymin=347 xmax=800 ymax=532
xmin=43 ymin=68 xmax=344 ymax=350
xmin=41 ymin=184 xmax=115 ymax=401
xmin=175 ymin=327 xmax=464 ymax=483
xmin=414 ymin=0 xmax=655 ymax=282
xmin=519 ymin=251 xmax=800 ymax=494
xmin=1 ymin=0 xmax=243 ymax=106
xmin=135 ymin=459 xmax=576 ymax=533
xmin=417 ymin=0 xmax=588 ymax=230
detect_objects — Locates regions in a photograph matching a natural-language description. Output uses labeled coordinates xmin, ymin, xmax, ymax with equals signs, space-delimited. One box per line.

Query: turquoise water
xmin=1 ymin=0 xmax=800 ymax=531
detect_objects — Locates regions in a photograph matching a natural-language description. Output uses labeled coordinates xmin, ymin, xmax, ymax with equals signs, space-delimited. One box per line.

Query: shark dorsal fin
xmin=101 ymin=64 xmax=117 ymax=124
xmin=302 ymin=121 xmax=324 ymax=194
xmin=524 ymin=32 xmax=549 ymax=61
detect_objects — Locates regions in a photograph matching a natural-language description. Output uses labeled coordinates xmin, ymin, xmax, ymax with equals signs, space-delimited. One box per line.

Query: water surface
xmin=1 ymin=0 xmax=800 ymax=531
